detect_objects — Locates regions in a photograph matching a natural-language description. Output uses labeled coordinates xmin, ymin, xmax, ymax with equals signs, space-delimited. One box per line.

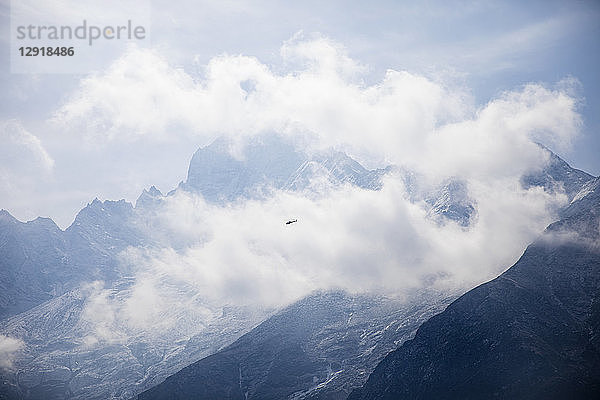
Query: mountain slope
xmin=0 ymin=288 xmax=270 ymax=400
xmin=0 ymin=198 xmax=147 ymax=321
xmin=135 ymin=290 xmax=455 ymax=400
xmin=0 ymin=211 xmax=72 ymax=320
xmin=349 ymin=178 xmax=600 ymax=400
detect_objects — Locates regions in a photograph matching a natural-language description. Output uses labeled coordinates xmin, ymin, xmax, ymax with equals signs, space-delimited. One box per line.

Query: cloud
xmin=540 ymin=228 xmax=600 ymax=251
xmin=78 ymin=281 xmax=126 ymax=345
xmin=51 ymin=46 xmax=198 ymax=143
xmin=280 ymin=33 xmax=367 ymax=78
xmin=0 ymin=334 xmax=25 ymax=370
xmin=61 ymin=36 xmax=584 ymax=340
xmin=421 ymin=82 xmax=581 ymax=180
xmin=80 ymin=171 xmax=564 ymax=344
xmin=51 ymin=39 xmax=579 ymax=169
xmin=0 ymin=119 xmax=55 ymax=220
xmin=0 ymin=119 xmax=54 ymax=172
xmin=51 ymin=39 xmax=469 ymax=158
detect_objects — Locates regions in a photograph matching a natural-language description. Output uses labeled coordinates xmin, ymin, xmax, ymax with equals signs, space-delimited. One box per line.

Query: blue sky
xmin=0 ymin=0 xmax=599 ymax=225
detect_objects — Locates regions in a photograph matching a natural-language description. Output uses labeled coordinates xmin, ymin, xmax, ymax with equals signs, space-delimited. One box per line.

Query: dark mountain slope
xmin=135 ymin=290 xmax=454 ymax=400
xmin=349 ymin=178 xmax=600 ymax=400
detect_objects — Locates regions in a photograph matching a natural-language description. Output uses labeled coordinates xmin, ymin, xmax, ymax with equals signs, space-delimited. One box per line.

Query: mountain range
xmin=0 ymin=135 xmax=402 ymax=399
xmin=1 ymin=135 xmax=597 ymax=400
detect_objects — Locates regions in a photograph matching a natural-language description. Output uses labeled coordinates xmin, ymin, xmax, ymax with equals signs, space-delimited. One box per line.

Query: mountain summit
xmin=180 ymin=135 xmax=388 ymax=202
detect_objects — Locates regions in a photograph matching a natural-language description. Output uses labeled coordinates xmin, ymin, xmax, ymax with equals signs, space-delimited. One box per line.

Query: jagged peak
xmin=0 ymin=209 xmax=19 ymax=225
xmin=89 ymin=198 xmax=131 ymax=207
xmin=148 ymin=185 xmax=162 ymax=196
xmin=136 ymin=185 xmax=165 ymax=208
xmin=68 ymin=197 xmax=134 ymax=229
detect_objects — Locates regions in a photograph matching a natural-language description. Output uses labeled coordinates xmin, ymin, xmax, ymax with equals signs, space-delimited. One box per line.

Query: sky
xmin=0 ymin=0 xmax=599 ymax=227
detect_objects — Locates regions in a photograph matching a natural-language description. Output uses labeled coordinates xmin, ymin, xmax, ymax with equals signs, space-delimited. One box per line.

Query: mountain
xmin=522 ymin=144 xmax=594 ymax=201
xmin=0 ymin=137 xmax=399 ymax=400
xmin=135 ymin=290 xmax=455 ymax=400
xmin=348 ymin=178 xmax=600 ymax=400
xmin=0 ymin=195 xmax=277 ymax=400
xmin=0 ymin=140 xmax=594 ymax=400
xmin=135 ymin=186 xmax=164 ymax=210
xmin=424 ymin=179 xmax=476 ymax=227
xmin=0 ymin=197 xmax=148 ymax=322
xmin=64 ymin=198 xmax=147 ymax=282
xmin=180 ymin=135 xmax=388 ymax=202
xmin=176 ymin=137 xmax=596 ymax=230
xmin=422 ymin=145 xmax=593 ymax=228
xmin=0 ymin=288 xmax=271 ymax=400
xmin=182 ymin=136 xmax=305 ymax=202
xmin=0 ymin=211 xmax=70 ymax=321
xmin=284 ymin=152 xmax=390 ymax=192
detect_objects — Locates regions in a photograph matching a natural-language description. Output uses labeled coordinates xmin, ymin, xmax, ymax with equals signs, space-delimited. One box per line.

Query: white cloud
xmin=91 ymin=171 xmax=563 ymax=333
xmin=0 ymin=334 xmax=25 ymax=370
xmin=0 ymin=119 xmax=54 ymax=172
xmin=76 ymin=174 xmax=563 ymax=344
xmin=421 ymin=82 xmax=581 ymax=180
xmin=56 ymin=35 xmax=585 ymax=344
xmin=50 ymin=40 xmax=469 ymax=160
xmin=49 ymin=37 xmax=580 ymax=295
xmin=0 ymin=119 xmax=55 ymax=220
xmin=51 ymin=39 xmax=579 ymax=172
xmin=79 ymin=281 xmax=126 ymax=345
xmin=51 ymin=46 xmax=199 ymax=143
xmin=280 ymin=33 xmax=367 ymax=79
